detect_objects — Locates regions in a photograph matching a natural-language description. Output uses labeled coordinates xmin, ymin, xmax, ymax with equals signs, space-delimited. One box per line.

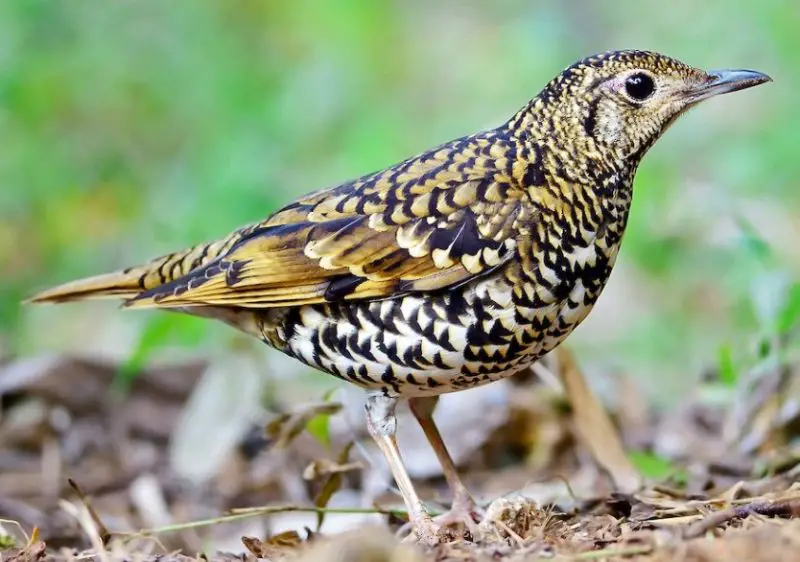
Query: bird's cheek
xmin=594 ymin=105 xmax=624 ymax=145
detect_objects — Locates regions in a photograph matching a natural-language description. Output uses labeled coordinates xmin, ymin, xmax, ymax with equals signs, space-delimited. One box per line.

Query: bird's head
xmin=516 ymin=50 xmax=771 ymax=163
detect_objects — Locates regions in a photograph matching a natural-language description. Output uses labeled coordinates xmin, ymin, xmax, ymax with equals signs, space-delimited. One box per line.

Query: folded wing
xmin=124 ymin=133 xmax=528 ymax=309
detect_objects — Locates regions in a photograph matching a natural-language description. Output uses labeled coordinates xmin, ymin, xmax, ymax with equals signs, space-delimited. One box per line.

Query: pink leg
xmin=365 ymin=393 xmax=441 ymax=545
xmin=409 ymin=396 xmax=482 ymax=533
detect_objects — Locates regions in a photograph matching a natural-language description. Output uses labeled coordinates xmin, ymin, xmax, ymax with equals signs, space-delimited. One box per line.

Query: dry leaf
xmin=313 ymin=442 xmax=355 ymax=531
xmin=242 ymin=530 xmax=303 ymax=559
xmin=3 ymin=539 xmax=47 ymax=562
xmin=265 ymin=402 xmax=343 ymax=450
xmin=302 ymin=459 xmax=364 ymax=481
xmin=556 ymin=347 xmax=642 ymax=493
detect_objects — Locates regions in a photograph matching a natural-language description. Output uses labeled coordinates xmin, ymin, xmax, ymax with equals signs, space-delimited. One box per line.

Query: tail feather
xmin=26 ymin=268 xmax=148 ymax=304
xmin=26 ymin=231 xmax=250 ymax=305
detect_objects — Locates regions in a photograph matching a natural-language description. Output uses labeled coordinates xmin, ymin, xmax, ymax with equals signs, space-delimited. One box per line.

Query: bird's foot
xmin=399 ymin=516 xmax=443 ymax=546
xmin=432 ymin=499 xmax=484 ymax=539
xmin=398 ymin=500 xmax=484 ymax=544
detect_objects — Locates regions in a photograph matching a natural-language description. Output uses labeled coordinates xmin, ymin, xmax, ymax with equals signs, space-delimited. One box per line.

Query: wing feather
xmin=124 ymin=132 xmax=529 ymax=309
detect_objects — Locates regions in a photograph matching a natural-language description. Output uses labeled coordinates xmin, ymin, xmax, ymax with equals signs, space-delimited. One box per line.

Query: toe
xmin=409 ymin=521 xmax=442 ymax=546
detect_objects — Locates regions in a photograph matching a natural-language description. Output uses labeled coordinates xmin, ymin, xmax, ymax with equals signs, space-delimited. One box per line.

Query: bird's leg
xmin=365 ymin=393 xmax=440 ymax=545
xmin=408 ymin=396 xmax=482 ymax=533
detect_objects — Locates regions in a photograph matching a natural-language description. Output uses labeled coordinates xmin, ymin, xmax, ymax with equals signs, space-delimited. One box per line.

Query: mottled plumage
xmin=29 ymin=50 xmax=770 ymax=544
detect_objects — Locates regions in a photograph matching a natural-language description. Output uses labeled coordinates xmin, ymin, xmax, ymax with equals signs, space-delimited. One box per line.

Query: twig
xmin=0 ymin=519 xmax=31 ymax=544
xmin=229 ymin=504 xmax=407 ymax=516
xmin=682 ymin=499 xmax=800 ymax=539
xmin=67 ymin=479 xmax=111 ymax=545
xmin=117 ymin=505 xmax=408 ymax=537
xmin=494 ymin=520 xmax=525 ymax=546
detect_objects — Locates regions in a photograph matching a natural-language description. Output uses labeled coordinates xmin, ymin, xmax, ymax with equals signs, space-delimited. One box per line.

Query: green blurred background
xmin=2 ymin=0 xmax=798 ymax=402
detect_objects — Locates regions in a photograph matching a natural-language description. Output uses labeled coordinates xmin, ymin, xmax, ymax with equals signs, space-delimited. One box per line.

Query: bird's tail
xmin=26 ymin=265 xmax=156 ymax=304
xmin=26 ymin=235 xmax=244 ymax=305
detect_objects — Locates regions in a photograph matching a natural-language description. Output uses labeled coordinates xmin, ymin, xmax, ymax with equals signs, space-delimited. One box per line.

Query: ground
xmin=0 ymin=348 xmax=798 ymax=561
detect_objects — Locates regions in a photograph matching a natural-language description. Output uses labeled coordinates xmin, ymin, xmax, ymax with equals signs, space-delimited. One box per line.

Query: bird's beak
xmin=688 ymin=69 xmax=772 ymax=102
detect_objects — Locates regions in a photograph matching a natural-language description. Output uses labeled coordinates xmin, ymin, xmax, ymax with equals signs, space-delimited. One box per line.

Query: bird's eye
xmin=624 ymin=73 xmax=655 ymax=101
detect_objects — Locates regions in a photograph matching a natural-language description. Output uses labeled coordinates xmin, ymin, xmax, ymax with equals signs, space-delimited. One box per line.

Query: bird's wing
xmin=125 ymin=133 xmax=528 ymax=309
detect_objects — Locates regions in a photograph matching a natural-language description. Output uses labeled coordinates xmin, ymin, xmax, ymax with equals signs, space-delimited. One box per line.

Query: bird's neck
xmin=507 ymin=98 xmax=648 ymax=182
xmin=504 ymin=103 xmax=640 ymax=257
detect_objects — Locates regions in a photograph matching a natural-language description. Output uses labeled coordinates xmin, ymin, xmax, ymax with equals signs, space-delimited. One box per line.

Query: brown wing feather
xmin=124 ymin=132 xmax=527 ymax=309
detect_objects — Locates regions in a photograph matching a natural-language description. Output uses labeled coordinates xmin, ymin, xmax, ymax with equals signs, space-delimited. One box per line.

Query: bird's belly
xmin=264 ymin=274 xmax=539 ymax=397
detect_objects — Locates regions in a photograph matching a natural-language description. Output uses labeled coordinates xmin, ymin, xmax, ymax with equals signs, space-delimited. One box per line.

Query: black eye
xmin=624 ymin=73 xmax=655 ymax=101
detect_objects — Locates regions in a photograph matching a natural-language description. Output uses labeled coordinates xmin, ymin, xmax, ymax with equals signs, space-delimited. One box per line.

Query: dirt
xmin=0 ymin=353 xmax=798 ymax=561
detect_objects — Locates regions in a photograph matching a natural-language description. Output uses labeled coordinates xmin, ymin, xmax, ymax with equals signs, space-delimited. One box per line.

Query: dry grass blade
xmin=0 ymin=518 xmax=32 ymax=547
xmin=555 ymin=347 xmax=642 ymax=493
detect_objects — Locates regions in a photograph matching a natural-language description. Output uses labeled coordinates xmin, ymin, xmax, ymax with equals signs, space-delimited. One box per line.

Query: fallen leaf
xmin=242 ymin=529 xmax=303 ymax=559
xmin=302 ymin=459 xmax=364 ymax=481
xmin=556 ymin=347 xmax=642 ymax=493
xmin=4 ymin=540 xmax=47 ymax=562
xmin=265 ymin=402 xmax=343 ymax=450
xmin=313 ymin=442 xmax=355 ymax=531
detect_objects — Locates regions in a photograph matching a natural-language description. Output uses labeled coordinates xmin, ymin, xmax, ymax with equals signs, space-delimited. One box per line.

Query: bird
xmin=28 ymin=50 xmax=770 ymax=545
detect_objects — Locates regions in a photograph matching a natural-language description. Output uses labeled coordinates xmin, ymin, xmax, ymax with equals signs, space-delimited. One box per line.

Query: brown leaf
xmin=4 ymin=540 xmax=47 ymax=562
xmin=556 ymin=347 xmax=642 ymax=493
xmin=265 ymin=402 xmax=343 ymax=449
xmin=242 ymin=530 xmax=303 ymax=559
xmin=313 ymin=441 xmax=355 ymax=531
xmin=302 ymin=459 xmax=364 ymax=481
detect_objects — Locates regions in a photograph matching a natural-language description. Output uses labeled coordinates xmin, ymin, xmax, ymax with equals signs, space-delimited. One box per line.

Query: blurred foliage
xmin=1 ymin=0 xmax=798 ymax=401
xmin=627 ymin=450 xmax=686 ymax=482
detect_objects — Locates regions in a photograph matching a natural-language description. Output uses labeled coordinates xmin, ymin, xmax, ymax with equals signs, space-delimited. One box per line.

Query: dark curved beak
xmin=689 ymin=69 xmax=772 ymax=102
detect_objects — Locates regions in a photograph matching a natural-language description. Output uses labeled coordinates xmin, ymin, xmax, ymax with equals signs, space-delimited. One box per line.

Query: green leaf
xmin=0 ymin=533 xmax=17 ymax=549
xmin=305 ymin=413 xmax=332 ymax=448
xmin=716 ymin=343 xmax=738 ymax=387
xmin=628 ymin=450 xmax=678 ymax=480
xmin=304 ymin=389 xmax=341 ymax=447
xmin=266 ymin=402 xmax=342 ymax=449
xmin=750 ymin=271 xmax=791 ymax=336
xmin=736 ymin=217 xmax=773 ymax=264
xmin=776 ymin=283 xmax=800 ymax=335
